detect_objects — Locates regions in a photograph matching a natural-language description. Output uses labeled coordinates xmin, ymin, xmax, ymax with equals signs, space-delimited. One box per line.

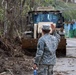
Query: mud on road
xmin=0 ymin=51 xmax=76 ymax=75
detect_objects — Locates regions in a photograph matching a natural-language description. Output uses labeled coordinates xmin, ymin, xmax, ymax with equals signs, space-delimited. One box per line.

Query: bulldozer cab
xmin=28 ymin=11 xmax=64 ymax=27
xmin=26 ymin=10 xmax=64 ymax=38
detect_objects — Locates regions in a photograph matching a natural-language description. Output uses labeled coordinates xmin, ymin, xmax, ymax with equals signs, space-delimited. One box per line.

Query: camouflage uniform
xmin=34 ymin=31 xmax=60 ymax=75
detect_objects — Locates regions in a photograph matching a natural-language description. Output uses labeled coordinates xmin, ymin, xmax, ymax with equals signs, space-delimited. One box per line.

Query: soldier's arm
xmin=52 ymin=30 xmax=60 ymax=50
xmin=53 ymin=30 xmax=60 ymax=43
xmin=34 ymin=38 xmax=44 ymax=66
xmin=51 ymin=24 xmax=60 ymax=43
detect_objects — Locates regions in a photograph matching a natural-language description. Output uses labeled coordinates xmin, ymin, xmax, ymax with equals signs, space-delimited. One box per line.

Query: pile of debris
xmin=0 ymin=36 xmax=34 ymax=75
xmin=0 ymin=56 xmax=34 ymax=75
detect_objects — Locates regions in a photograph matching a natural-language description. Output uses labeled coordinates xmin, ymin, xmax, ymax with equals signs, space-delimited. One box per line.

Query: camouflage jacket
xmin=34 ymin=31 xmax=60 ymax=66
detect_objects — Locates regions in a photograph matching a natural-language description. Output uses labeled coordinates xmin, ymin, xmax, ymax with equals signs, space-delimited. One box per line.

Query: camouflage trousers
xmin=37 ymin=65 xmax=54 ymax=75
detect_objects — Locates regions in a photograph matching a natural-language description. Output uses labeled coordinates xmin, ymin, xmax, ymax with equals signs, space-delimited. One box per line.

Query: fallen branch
xmin=7 ymin=69 xmax=14 ymax=75
xmin=0 ymin=72 xmax=6 ymax=75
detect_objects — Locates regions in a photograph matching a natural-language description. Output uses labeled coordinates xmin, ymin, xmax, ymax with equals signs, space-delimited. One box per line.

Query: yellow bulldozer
xmin=21 ymin=7 xmax=66 ymax=57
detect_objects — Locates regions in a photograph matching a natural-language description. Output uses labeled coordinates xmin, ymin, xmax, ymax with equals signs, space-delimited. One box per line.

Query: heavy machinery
xmin=22 ymin=7 xmax=66 ymax=57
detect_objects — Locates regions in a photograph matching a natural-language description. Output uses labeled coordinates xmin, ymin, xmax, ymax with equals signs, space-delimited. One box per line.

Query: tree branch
xmin=22 ymin=0 xmax=26 ymax=7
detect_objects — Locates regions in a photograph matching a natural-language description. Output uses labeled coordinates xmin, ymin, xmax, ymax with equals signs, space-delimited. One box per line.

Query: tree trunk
xmin=3 ymin=1 xmax=8 ymax=37
xmin=66 ymin=0 xmax=69 ymax=3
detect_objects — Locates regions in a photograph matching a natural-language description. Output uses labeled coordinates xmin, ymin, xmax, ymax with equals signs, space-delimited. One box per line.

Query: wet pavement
xmin=54 ymin=38 xmax=76 ymax=75
xmin=54 ymin=58 xmax=76 ymax=75
xmin=27 ymin=57 xmax=76 ymax=75
xmin=66 ymin=38 xmax=76 ymax=47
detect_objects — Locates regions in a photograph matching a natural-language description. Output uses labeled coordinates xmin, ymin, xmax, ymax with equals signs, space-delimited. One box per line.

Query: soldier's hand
xmin=51 ymin=24 xmax=56 ymax=31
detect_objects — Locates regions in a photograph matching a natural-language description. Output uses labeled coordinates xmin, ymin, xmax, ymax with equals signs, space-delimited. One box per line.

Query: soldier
xmin=33 ymin=24 xmax=60 ymax=75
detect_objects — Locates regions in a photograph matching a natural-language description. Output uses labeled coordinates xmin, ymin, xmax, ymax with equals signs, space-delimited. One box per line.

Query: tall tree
xmin=2 ymin=0 xmax=8 ymax=37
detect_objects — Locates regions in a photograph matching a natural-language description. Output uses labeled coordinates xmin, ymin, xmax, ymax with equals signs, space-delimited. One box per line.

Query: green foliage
xmin=0 ymin=7 xmax=4 ymax=21
xmin=63 ymin=10 xmax=76 ymax=20
xmin=40 ymin=0 xmax=53 ymax=6
xmin=54 ymin=1 xmax=76 ymax=20
xmin=0 ymin=0 xmax=76 ymax=21
xmin=0 ymin=31 xmax=2 ymax=36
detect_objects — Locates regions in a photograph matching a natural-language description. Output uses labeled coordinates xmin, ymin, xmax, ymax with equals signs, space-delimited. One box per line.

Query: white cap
xmin=42 ymin=24 xmax=50 ymax=30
